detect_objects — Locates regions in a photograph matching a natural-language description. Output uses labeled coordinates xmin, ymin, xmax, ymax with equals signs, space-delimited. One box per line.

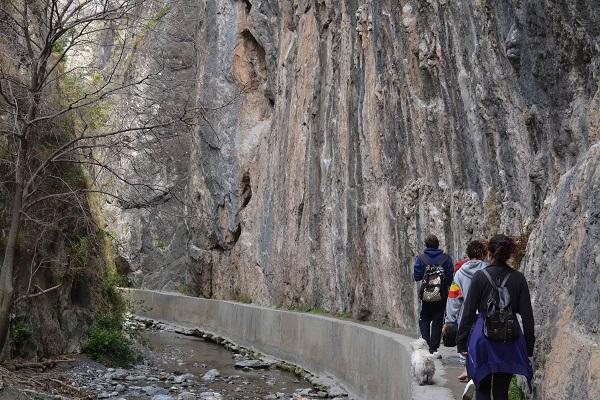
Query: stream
xmin=61 ymin=327 xmax=345 ymax=400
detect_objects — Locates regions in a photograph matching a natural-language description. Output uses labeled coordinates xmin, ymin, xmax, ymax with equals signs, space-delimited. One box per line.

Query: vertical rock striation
xmin=104 ymin=1 xmax=599 ymax=397
xmin=522 ymin=143 xmax=600 ymax=400
xmin=184 ymin=0 xmax=599 ymax=331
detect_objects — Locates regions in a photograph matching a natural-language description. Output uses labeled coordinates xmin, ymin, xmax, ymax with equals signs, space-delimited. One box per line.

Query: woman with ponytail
xmin=457 ymin=234 xmax=535 ymax=400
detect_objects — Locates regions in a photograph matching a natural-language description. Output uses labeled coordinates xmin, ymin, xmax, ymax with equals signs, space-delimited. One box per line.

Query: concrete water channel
xmin=123 ymin=289 xmax=460 ymax=400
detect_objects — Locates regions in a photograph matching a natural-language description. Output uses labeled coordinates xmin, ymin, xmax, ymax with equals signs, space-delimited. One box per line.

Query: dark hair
xmin=424 ymin=234 xmax=439 ymax=249
xmin=466 ymin=240 xmax=487 ymax=259
xmin=488 ymin=234 xmax=514 ymax=263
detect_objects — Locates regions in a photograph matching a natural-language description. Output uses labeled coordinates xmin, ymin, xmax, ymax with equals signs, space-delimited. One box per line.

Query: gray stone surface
xmin=124 ymin=289 xmax=457 ymax=400
xmin=97 ymin=0 xmax=196 ymax=291
xmin=179 ymin=0 xmax=600 ymax=334
xmin=103 ymin=1 xmax=599 ymax=399
xmin=522 ymin=144 xmax=600 ymax=400
xmin=234 ymin=359 xmax=275 ymax=369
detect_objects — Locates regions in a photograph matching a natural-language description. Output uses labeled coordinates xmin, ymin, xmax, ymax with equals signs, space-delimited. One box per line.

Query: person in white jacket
xmin=443 ymin=239 xmax=487 ymax=381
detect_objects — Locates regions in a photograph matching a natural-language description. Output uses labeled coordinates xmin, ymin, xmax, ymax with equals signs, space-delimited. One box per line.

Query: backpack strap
xmin=499 ymin=272 xmax=512 ymax=288
xmin=419 ymin=254 xmax=433 ymax=266
xmin=419 ymin=253 xmax=448 ymax=267
xmin=482 ymin=269 xmax=512 ymax=288
xmin=438 ymin=254 xmax=449 ymax=267
xmin=482 ymin=269 xmax=498 ymax=289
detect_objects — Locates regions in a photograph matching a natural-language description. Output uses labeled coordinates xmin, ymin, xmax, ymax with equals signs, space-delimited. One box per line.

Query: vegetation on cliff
xmin=0 ymin=0 xmax=183 ymax=359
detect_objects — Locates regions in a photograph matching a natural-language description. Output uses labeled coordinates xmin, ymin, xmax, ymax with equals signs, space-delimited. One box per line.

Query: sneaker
xmin=462 ymin=380 xmax=475 ymax=400
xmin=431 ymin=351 xmax=442 ymax=359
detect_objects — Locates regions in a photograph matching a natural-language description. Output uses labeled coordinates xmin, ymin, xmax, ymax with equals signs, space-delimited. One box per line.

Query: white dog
xmin=410 ymin=338 xmax=435 ymax=385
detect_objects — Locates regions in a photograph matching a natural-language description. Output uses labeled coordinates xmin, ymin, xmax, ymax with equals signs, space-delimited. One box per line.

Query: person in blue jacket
xmin=414 ymin=234 xmax=454 ymax=356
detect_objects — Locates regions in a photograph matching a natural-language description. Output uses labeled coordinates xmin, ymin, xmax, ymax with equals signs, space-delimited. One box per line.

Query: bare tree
xmin=0 ymin=0 xmax=191 ymax=352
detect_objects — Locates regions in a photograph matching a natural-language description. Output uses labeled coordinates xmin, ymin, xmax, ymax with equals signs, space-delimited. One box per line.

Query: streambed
xmin=61 ymin=327 xmax=346 ymax=399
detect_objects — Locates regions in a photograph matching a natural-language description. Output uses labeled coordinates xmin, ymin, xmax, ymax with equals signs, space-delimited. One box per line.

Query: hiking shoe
xmin=462 ymin=380 xmax=475 ymax=400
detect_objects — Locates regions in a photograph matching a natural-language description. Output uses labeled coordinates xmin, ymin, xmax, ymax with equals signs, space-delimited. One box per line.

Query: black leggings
xmin=476 ymin=373 xmax=513 ymax=400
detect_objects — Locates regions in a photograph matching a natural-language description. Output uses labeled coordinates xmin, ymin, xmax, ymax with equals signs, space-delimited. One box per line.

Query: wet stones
xmin=199 ymin=392 xmax=223 ymax=400
xmin=201 ymin=369 xmax=221 ymax=382
xmin=235 ymin=359 xmax=276 ymax=369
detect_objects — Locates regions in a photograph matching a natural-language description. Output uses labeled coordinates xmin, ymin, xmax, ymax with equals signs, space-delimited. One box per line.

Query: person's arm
xmin=414 ymin=255 xmax=424 ymax=282
xmin=457 ymin=272 xmax=483 ymax=353
xmin=445 ymin=278 xmax=463 ymax=324
xmin=518 ymin=275 xmax=536 ymax=357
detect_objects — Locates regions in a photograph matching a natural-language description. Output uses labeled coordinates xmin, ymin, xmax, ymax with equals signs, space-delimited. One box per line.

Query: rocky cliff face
xmin=523 ymin=143 xmax=600 ymax=400
xmin=180 ymin=0 xmax=599 ymax=328
xmin=106 ymin=0 xmax=599 ymax=397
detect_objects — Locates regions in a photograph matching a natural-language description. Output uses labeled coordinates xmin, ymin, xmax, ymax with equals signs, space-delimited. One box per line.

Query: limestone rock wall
xmin=105 ymin=1 xmax=599 ymax=397
xmin=184 ymin=0 xmax=599 ymax=332
xmin=99 ymin=0 xmax=197 ymax=291
xmin=522 ymin=143 xmax=600 ymax=400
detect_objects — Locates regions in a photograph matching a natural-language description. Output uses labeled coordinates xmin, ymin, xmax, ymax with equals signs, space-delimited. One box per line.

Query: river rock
xmin=199 ymin=392 xmax=223 ymax=400
xmin=234 ymin=359 xmax=275 ymax=369
xmin=143 ymin=386 xmax=169 ymax=396
xmin=173 ymin=373 xmax=195 ymax=383
xmin=152 ymin=395 xmax=174 ymax=400
xmin=201 ymin=369 xmax=220 ymax=382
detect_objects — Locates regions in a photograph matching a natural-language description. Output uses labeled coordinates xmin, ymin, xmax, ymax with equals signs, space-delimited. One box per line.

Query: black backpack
xmin=482 ymin=269 xmax=520 ymax=342
xmin=418 ymin=254 xmax=448 ymax=303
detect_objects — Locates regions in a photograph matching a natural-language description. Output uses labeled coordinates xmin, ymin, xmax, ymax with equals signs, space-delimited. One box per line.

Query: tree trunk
xmin=0 ymin=145 xmax=26 ymax=354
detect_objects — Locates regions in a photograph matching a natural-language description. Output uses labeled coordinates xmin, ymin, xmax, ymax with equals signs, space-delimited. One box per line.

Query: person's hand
xmin=442 ymin=324 xmax=449 ymax=335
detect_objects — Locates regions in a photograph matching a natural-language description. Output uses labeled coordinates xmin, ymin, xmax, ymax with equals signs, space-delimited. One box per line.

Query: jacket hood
xmin=459 ymin=259 xmax=487 ymax=279
xmin=423 ymin=248 xmax=445 ymax=258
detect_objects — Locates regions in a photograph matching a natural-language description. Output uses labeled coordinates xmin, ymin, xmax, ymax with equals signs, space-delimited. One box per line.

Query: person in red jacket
xmin=454 ymin=257 xmax=469 ymax=273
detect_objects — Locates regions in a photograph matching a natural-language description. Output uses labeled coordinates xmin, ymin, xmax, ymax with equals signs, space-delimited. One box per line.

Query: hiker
xmin=413 ymin=234 xmax=454 ymax=356
xmin=454 ymin=257 xmax=469 ymax=273
xmin=442 ymin=239 xmax=488 ymax=382
xmin=457 ymin=234 xmax=535 ymax=400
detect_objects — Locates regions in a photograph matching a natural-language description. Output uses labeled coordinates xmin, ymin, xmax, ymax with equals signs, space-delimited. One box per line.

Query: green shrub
xmin=12 ymin=322 xmax=31 ymax=345
xmin=85 ymin=280 xmax=138 ymax=367
xmin=177 ymin=285 xmax=190 ymax=295
xmin=83 ymin=327 xmax=138 ymax=367
xmin=235 ymin=294 xmax=252 ymax=304
xmin=508 ymin=376 xmax=525 ymax=400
